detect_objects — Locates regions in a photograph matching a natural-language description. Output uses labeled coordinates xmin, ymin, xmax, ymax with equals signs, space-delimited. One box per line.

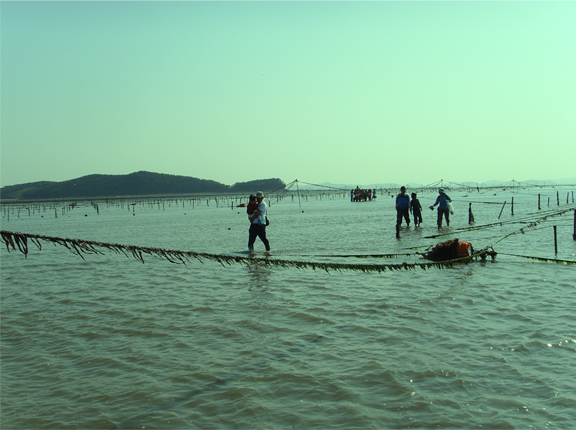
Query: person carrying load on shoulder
xmin=430 ymin=188 xmax=452 ymax=229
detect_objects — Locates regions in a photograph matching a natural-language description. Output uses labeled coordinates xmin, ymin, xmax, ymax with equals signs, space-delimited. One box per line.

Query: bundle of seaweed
xmin=424 ymin=238 xmax=460 ymax=261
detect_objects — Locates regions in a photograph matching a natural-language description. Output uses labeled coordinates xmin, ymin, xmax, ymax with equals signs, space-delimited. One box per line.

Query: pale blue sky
xmin=1 ymin=1 xmax=575 ymax=187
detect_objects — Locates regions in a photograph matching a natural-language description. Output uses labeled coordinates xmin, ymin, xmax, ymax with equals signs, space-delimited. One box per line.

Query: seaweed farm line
xmin=1 ymin=185 xmax=575 ymax=429
xmin=3 ymin=191 xmax=351 ymax=218
xmin=2 ymin=184 xmax=575 ymax=216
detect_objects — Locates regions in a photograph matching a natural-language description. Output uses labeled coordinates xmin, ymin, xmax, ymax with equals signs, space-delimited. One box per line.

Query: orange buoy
xmin=457 ymin=241 xmax=472 ymax=258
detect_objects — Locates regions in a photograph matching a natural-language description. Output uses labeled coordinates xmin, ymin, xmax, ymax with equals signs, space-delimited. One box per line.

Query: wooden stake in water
xmin=538 ymin=194 xmax=541 ymax=210
xmin=511 ymin=197 xmax=514 ymax=216
xmin=296 ymin=180 xmax=302 ymax=209
xmin=573 ymin=210 xmax=575 ymax=241
xmin=553 ymin=226 xmax=558 ymax=254
xmin=498 ymin=201 xmax=506 ymax=219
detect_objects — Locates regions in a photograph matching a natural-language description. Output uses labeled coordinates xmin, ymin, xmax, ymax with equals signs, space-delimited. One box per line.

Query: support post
xmin=296 ymin=180 xmax=302 ymax=210
xmin=553 ymin=226 xmax=558 ymax=254
xmin=511 ymin=197 xmax=514 ymax=216
xmin=538 ymin=194 xmax=541 ymax=210
xmin=498 ymin=201 xmax=506 ymax=220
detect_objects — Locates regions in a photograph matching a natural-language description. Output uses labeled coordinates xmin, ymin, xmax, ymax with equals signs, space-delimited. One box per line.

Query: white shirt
xmin=252 ymin=201 xmax=267 ymax=225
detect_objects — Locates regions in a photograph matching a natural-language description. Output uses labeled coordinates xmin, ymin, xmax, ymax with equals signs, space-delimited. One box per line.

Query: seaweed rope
xmin=3 ymin=203 xmax=575 ymax=270
xmin=1 ymin=230 xmax=498 ymax=273
xmin=424 ymin=206 xmax=575 ymax=239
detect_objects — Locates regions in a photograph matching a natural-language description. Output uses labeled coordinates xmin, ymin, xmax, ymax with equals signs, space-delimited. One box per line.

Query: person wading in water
xmin=248 ymin=191 xmax=270 ymax=252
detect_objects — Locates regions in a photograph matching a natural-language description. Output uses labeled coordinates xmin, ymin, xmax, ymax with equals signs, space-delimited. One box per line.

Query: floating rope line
xmin=424 ymin=206 xmax=575 ymax=239
xmin=497 ymin=252 xmax=576 ymax=265
xmin=295 ymin=180 xmax=350 ymax=191
xmin=315 ymin=252 xmax=417 ymax=259
xmin=1 ymin=230 xmax=495 ymax=273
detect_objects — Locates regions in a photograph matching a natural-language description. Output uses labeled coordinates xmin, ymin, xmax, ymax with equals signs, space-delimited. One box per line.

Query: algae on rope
xmin=1 ymin=230 xmax=496 ymax=273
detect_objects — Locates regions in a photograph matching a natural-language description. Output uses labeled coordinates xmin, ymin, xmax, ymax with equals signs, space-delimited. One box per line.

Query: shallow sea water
xmin=1 ymin=187 xmax=576 ymax=429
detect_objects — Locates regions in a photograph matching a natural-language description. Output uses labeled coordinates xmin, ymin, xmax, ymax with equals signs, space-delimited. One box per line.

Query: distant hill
xmin=0 ymin=171 xmax=286 ymax=201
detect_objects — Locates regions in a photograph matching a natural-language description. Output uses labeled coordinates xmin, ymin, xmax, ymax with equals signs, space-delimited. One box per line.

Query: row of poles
xmin=474 ymin=190 xmax=575 ymax=222
xmin=467 ymin=203 xmax=575 ymax=255
xmin=2 ymin=190 xmax=574 ymax=214
xmin=2 ymin=190 xmax=576 ymax=248
xmin=3 ymin=189 xmax=574 ymax=217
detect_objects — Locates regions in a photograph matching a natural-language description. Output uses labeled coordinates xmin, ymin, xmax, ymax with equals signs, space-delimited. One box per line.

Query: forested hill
xmin=1 ymin=171 xmax=286 ymax=201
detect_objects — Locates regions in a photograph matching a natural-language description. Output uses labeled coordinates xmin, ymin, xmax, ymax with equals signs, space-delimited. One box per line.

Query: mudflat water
xmin=1 ymin=186 xmax=575 ymax=429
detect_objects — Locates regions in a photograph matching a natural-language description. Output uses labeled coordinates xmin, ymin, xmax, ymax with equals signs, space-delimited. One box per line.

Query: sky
xmin=1 ymin=1 xmax=575 ymax=188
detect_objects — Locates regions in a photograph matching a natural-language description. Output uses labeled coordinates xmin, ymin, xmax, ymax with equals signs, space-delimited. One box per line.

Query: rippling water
xmin=2 ymin=187 xmax=575 ymax=429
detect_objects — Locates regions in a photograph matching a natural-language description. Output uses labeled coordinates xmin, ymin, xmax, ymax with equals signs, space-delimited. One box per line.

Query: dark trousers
xmin=248 ymin=224 xmax=270 ymax=251
xmin=396 ymin=208 xmax=410 ymax=227
xmin=437 ymin=208 xmax=450 ymax=228
xmin=413 ymin=210 xmax=422 ymax=225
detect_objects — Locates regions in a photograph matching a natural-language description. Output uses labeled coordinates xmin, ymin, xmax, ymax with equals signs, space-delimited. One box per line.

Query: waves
xmin=2 ymin=193 xmax=576 ymax=428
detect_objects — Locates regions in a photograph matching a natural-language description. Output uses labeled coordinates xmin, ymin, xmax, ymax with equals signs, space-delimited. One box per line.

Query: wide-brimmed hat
xmin=256 ymin=191 xmax=264 ymax=198
xmin=438 ymin=188 xmax=445 ymax=193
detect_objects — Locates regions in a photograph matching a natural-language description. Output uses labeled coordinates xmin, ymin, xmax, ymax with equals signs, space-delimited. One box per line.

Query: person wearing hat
xmin=248 ymin=191 xmax=270 ymax=252
xmin=429 ymin=188 xmax=452 ymax=229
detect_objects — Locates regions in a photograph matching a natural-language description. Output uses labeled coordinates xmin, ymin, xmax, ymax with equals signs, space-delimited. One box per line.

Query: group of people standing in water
xmin=244 ymin=187 xmax=454 ymax=252
xmin=395 ymin=187 xmax=452 ymax=231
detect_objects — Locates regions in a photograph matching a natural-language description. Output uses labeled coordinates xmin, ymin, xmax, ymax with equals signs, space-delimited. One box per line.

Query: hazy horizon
xmin=3 ymin=169 xmax=576 ymax=190
xmin=2 ymin=2 xmax=575 ymax=187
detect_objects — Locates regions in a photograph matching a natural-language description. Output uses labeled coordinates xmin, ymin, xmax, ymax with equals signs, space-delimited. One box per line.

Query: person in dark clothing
xmin=429 ymin=188 xmax=452 ymax=229
xmin=395 ymin=186 xmax=410 ymax=229
xmin=410 ymin=192 xmax=423 ymax=228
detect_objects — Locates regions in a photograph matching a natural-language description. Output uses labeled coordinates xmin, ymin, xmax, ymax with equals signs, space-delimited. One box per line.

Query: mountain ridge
xmin=2 ymin=172 xmax=575 ymax=201
xmin=0 ymin=171 xmax=286 ymax=201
